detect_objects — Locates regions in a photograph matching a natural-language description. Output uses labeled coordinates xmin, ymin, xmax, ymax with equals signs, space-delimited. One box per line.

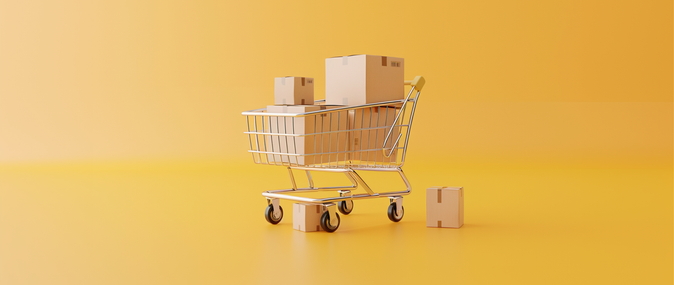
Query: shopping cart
xmin=242 ymin=76 xmax=425 ymax=232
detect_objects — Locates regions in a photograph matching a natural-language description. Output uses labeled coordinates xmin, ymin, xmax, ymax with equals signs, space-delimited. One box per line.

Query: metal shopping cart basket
xmin=242 ymin=76 xmax=425 ymax=232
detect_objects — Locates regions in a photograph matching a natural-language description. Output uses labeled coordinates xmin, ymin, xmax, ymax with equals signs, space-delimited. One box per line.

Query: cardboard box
xmin=293 ymin=203 xmax=326 ymax=232
xmin=265 ymin=105 xmax=348 ymax=166
xmin=427 ymin=186 xmax=464 ymax=228
xmin=326 ymin=55 xmax=404 ymax=106
xmin=347 ymin=106 xmax=400 ymax=164
xmin=275 ymin=76 xmax=314 ymax=105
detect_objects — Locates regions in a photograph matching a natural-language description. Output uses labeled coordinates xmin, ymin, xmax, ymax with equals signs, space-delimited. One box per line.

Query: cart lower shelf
xmin=263 ymin=166 xmax=410 ymax=232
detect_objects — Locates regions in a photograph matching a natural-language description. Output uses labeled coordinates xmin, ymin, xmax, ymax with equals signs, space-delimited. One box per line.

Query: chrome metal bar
xmin=261 ymin=116 xmax=270 ymax=163
xmin=348 ymin=170 xmax=374 ymax=195
xmin=397 ymin=167 xmax=412 ymax=191
xmin=328 ymin=112 xmax=333 ymax=168
xmin=342 ymin=170 xmax=359 ymax=189
xmin=383 ymin=106 xmax=393 ymax=167
xmin=266 ymin=169 xmax=359 ymax=191
xmin=248 ymin=146 xmax=403 ymax=156
xmin=244 ymin=123 xmax=409 ymax=136
xmin=254 ymin=161 xmax=404 ymax=169
xmin=282 ymin=117 xmax=291 ymax=166
xmin=358 ymin=108 xmax=365 ymax=168
xmin=262 ymin=189 xmax=410 ymax=204
xmin=305 ymin=171 xmax=314 ymax=189
xmin=366 ymin=106 xmax=372 ymax=165
xmin=319 ymin=112 xmax=325 ymax=165
xmin=287 ymin=167 xmax=297 ymax=191
xmin=313 ymin=114 xmax=318 ymax=165
xmin=246 ymin=116 xmax=255 ymax=162
xmin=400 ymin=92 xmax=420 ymax=167
xmin=350 ymin=167 xmax=404 ymax=172
xmin=242 ymin=100 xmax=408 ymax=117
xmin=392 ymin=103 xmax=408 ymax=166
xmin=252 ymin=116 xmax=261 ymax=163
xmin=264 ymin=185 xmax=357 ymax=194
xmin=288 ymin=166 xmax=351 ymax=172
xmin=348 ymin=109 xmax=355 ymax=167
xmin=291 ymin=117 xmax=299 ymax=166
xmin=273 ymin=116 xmax=281 ymax=166
xmin=383 ymin=87 xmax=416 ymax=157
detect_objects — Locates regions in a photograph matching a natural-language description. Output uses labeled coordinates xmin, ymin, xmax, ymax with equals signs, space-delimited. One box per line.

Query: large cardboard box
xmin=275 ymin=76 xmax=314 ymax=105
xmin=265 ymin=105 xmax=348 ymax=166
xmin=427 ymin=186 xmax=464 ymax=228
xmin=326 ymin=55 xmax=404 ymax=106
xmin=293 ymin=203 xmax=326 ymax=232
xmin=347 ymin=106 xmax=400 ymax=164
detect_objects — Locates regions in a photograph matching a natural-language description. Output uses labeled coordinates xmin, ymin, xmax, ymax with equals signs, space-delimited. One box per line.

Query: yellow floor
xmin=1 ymin=162 xmax=671 ymax=285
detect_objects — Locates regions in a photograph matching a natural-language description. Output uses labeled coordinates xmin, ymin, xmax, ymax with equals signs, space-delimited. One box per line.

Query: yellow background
xmin=0 ymin=0 xmax=671 ymax=284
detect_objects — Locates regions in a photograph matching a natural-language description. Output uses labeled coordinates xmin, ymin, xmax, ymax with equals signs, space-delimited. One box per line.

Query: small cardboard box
xmin=427 ymin=186 xmax=464 ymax=228
xmin=275 ymin=76 xmax=314 ymax=105
xmin=293 ymin=203 xmax=326 ymax=232
xmin=326 ymin=55 xmax=404 ymax=106
xmin=347 ymin=106 xmax=400 ymax=163
xmin=265 ymin=105 xmax=348 ymax=166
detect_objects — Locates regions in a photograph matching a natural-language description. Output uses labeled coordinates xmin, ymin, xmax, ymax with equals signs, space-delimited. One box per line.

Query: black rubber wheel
xmin=387 ymin=203 xmax=404 ymax=222
xmin=264 ymin=204 xmax=283 ymax=224
xmin=337 ymin=200 xmax=354 ymax=215
xmin=320 ymin=211 xmax=341 ymax=232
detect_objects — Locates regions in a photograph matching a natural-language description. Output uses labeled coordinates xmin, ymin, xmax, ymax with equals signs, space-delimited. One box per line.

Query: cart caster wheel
xmin=337 ymin=200 xmax=354 ymax=215
xmin=264 ymin=204 xmax=283 ymax=225
xmin=387 ymin=203 xmax=404 ymax=222
xmin=320 ymin=211 xmax=340 ymax=232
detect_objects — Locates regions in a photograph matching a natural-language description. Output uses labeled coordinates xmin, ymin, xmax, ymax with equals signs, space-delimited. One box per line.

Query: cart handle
xmin=404 ymin=76 xmax=425 ymax=91
xmin=383 ymin=76 xmax=425 ymax=158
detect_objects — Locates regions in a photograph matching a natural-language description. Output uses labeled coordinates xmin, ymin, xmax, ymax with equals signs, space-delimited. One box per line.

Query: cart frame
xmin=241 ymin=76 xmax=425 ymax=232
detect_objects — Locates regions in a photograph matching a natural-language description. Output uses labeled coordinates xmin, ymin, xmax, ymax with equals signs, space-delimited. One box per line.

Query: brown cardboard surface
xmin=274 ymin=76 xmax=314 ymax=105
xmin=325 ymin=55 xmax=404 ymax=106
xmin=264 ymin=105 xmax=348 ymax=166
xmin=426 ymin=186 xmax=464 ymax=228
xmin=347 ymin=106 xmax=400 ymax=164
xmin=292 ymin=203 xmax=326 ymax=232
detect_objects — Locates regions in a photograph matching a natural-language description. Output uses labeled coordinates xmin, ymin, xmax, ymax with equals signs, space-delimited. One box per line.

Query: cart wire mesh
xmin=243 ymin=97 xmax=418 ymax=169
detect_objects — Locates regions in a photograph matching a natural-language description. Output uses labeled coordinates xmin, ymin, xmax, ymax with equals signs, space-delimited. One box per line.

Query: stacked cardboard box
xmin=293 ymin=203 xmax=326 ymax=232
xmin=274 ymin=76 xmax=314 ymax=105
xmin=265 ymin=105 xmax=348 ymax=166
xmin=426 ymin=186 xmax=464 ymax=228
xmin=325 ymin=54 xmax=405 ymax=165
xmin=326 ymin=54 xmax=404 ymax=105
xmin=268 ymin=55 xmax=406 ymax=166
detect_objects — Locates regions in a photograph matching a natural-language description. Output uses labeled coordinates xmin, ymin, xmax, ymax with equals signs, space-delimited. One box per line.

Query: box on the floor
xmin=347 ymin=106 xmax=400 ymax=164
xmin=326 ymin=54 xmax=404 ymax=106
xmin=274 ymin=76 xmax=314 ymax=105
xmin=427 ymin=186 xmax=464 ymax=228
xmin=293 ymin=203 xmax=326 ymax=232
xmin=265 ymin=105 xmax=348 ymax=166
